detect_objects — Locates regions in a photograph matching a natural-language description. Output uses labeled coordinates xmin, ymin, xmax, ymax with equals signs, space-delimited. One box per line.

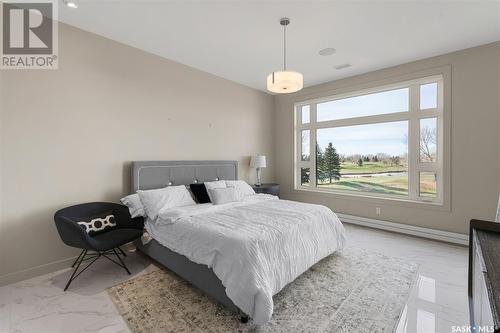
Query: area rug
xmin=108 ymin=247 xmax=418 ymax=333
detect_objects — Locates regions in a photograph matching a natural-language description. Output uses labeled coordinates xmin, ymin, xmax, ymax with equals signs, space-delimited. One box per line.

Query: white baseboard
xmin=0 ymin=255 xmax=78 ymax=287
xmin=0 ymin=216 xmax=467 ymax=286
xmin=0 ymin=243 xmax=138 ymax=286
xmin=338 ymin=213 xmax=468 ymax=246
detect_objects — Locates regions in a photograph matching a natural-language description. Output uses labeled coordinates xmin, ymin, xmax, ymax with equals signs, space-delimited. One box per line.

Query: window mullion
xmin=310 ymin=103 xmax=317 ymax=187
xmin=419 ymin=109 xmax=440 ymax=118
xmin=408 ymin=84 xmax=420 ymax=200
xmin=437 ymin=78 xmax=444 ymax=202
xmin=295 ymin=106 xmax=302 ymax=188
xmin=314 ymin=111 xmax=410 ymax=129
xmin=417 ymin=163 xmax=440 ymax=172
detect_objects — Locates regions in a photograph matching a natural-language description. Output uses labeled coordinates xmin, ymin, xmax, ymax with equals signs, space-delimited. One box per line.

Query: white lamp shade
xmin=250 ymin=155 xmax=267 ymax=168
xmin=267 ymin=71 xmax=303 ymax=94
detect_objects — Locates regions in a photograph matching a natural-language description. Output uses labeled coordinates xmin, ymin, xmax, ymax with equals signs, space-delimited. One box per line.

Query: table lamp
xmin=250 ymin=155 xmax=266 ymax=186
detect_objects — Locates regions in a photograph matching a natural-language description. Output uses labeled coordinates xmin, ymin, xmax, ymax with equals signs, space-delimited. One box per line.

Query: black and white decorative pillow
xmin=77 ymin=213 xmax=116 ymax=236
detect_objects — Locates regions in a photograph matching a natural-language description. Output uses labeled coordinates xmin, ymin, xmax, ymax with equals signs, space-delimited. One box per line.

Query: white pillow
xmin=225 ymin=180 xmax=255 ymax=197
xmin=137 ymin=185 xmax=196 ymax=220
xmin=209 ymin=187 xmax=242 ymax=205
xmin=204 ymin=180 xmax=227 ymax=202
xmin=120 ymin=193 xmax=146 ymax=218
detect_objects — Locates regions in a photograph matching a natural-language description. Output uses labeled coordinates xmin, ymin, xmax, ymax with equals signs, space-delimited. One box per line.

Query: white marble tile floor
xmin=0 ymin=224 xmax=469 ymax=333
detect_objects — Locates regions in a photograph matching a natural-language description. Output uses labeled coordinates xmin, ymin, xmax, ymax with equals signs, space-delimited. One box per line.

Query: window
xmin=301 ymin=105 xmax=310 ymax=124
xmin=316 ymin=88 xmax=409 ymax=121
xmin=295 ymin=75 xmax=444 ymax=204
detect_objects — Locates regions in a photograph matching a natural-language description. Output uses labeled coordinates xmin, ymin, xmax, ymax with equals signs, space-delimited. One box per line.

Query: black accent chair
xmin=54 ymin=202 xmax=144 ymax=291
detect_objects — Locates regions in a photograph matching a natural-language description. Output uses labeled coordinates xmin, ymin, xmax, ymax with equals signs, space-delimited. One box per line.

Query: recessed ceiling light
xmin=64 ymin=1 xmax=78 ymax=8
xmin=334 ymin=63 xmax=351 ymax=70
xmin=318 ymin=48 xmax=336 ymax=56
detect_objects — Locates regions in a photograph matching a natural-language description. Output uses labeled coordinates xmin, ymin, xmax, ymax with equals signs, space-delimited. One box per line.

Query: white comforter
xmin=146 ymin=195 xmax=346 ymax=324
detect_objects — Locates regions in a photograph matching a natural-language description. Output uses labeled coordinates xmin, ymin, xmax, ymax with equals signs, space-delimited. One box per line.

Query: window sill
xmin=293 ymin=187 xmax=450 ymax=211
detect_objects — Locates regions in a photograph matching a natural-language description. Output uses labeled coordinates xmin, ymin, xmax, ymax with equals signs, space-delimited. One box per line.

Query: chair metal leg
xmin=113 ymin=248 xmax=131 ymax=275
xmin=64 ymin=250 xmax=87 ymax=291
xmin=71 ymin=249 xmax=85 ymax=268
xmin=64 ymin=251 xmax=103 ymax=291
xmin=64 ymin=247 xmax=131 ymax=291
xmin=117 ymin=247 xmax=127 ymax=257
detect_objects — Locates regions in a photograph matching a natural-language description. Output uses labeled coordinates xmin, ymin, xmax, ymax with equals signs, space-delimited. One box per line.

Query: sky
xmin=316 ymin=88 xmax=409 ymax=121
xmin=305 ymin=83 xmax=437 ymax=157
xmin=316 ymin=121 xmax=408 ymax=156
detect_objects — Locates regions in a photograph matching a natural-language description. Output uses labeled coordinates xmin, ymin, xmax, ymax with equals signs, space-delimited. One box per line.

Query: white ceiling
xmin=59 ymin=0 xmax=500 ymax=93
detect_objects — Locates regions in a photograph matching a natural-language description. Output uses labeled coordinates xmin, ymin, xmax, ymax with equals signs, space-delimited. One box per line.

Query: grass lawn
xmin=419 ymin=173 xmax=438 ymax=197
xmin=340 ymin=162 xmax=407 ymax=174
xmin=317 ymin=173 xmax=436 ymax=197
xmin=318 ymin=175 xmax=409 ymax=195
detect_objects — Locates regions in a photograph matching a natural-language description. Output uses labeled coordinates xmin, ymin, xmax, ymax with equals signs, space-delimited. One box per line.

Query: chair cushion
xmin=88 ymin=228 xmax=143 ymax=251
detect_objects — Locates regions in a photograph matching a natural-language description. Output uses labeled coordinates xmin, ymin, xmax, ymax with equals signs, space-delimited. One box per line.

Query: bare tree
xmin=420 ymin=127 xmax=437 ymax=162
xmin=390 ymin=156 xmax=401 ymax=166
xmin=301 ymin=131 xmax=310 ymax=161
xmin=403 ymin=127 xmax=437 ymax=162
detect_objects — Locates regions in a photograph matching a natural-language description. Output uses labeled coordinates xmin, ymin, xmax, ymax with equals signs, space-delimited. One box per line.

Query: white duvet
xmin=146 ymin=194 xmax=346 ymax=324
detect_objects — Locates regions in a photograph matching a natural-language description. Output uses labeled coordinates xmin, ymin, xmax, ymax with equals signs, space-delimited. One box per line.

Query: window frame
xmin=294 ymin=73 xmax=447 ymax=206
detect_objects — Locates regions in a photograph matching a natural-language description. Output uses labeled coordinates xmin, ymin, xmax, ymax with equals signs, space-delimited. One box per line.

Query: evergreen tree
xmin=316 ymin=143 xmax=326 ymax=184
xmin=357 ymin=158 xmax=363 ymax=167
xmin=323 ymin=142 xmax=341 ymax=183
xmin=300 ymin=168 xmax=310 ymax=185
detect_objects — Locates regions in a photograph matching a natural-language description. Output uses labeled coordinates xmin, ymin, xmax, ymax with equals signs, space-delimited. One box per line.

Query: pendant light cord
xmin=283 ymin=23 xmax=287 ymax=71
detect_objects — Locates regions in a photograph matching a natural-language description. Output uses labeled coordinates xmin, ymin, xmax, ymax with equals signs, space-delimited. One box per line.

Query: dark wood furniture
xmin=252 ymin=183 xmax=280 ymax=197
xmin=469 ymin=219 xmax=500 ymax=332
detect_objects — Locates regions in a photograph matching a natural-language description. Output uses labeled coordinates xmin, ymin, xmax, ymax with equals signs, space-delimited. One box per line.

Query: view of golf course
xmin=301 ymin=139 xmax=437 ymax=198
xmin=317 ymin=161 xmax=409 ymax=195
xmin=316 ymin=161 xmax=437 ymax=197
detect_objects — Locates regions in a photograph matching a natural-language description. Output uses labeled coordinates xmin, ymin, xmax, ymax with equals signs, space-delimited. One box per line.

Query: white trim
xmin=293 ymin=187 xmax=451 ymax=211
xmin=295 ymin=74 xmax=443 ymax=107
xmin=293 ymin=70 xmax=448 ymax=206
xmin=310 ymin=103 xmax=317 ymax=187
xmin=408 ymin=83 xmax=420 ymax=201
xmin=338 ymin=213 xmax=468 ymax=245
xmin=0 ymin=255 xmax=79 ymax=286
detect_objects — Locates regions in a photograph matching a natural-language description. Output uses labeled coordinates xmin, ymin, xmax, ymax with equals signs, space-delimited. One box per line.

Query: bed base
xmin=134 ymin=238 xmax=248 ymax=322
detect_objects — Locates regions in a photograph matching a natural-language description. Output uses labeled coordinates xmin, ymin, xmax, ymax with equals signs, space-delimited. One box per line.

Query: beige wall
xmin=0 ymin=24 xmax=275 ymax=283
xmin=275 ymin=42 xmax=500 ymax=235
xmin=1 ymin=22 xmax=499 ymax=285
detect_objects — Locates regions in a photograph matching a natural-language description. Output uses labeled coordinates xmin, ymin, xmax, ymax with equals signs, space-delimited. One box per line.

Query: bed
xmin=131 ymin=160 xmax=345 ymax=324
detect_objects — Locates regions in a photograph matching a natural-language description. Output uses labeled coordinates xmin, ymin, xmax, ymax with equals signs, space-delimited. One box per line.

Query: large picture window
xmin=295 ymin=75 xmax=444 ymax=204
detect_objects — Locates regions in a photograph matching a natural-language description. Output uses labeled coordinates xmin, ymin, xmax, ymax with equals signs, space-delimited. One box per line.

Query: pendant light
xmin=266 ymin=17 xmax=303 ymax=94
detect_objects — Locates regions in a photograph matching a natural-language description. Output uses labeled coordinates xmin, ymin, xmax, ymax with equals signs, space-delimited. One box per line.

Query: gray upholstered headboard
xmin=131 ymin=160 xmax=238 ymax=192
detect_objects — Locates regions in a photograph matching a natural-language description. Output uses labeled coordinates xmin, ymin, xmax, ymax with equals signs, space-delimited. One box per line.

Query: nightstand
xmin=252 ymin=183 xmax=280 ymax=197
